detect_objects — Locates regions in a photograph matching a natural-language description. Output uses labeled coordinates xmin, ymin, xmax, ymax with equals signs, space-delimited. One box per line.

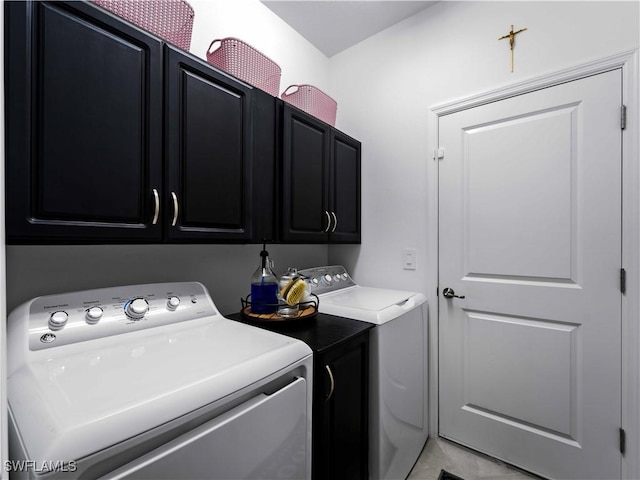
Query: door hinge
xmin=621 ymin=105 xmax=627 ymax=130
xmin=433 ymin=148 xmax=445 ymax=161
xmin=620 ymin=268 xmax=626 ymax=294
xmin=620 ymin=427 xmax=626 ymax=455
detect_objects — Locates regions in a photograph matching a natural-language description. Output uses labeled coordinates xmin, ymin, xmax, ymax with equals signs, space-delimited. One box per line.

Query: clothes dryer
xmin=7 ymin=282 xmax=313 ymax=479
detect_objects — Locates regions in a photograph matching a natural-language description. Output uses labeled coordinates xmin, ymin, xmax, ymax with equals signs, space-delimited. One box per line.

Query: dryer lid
xmin=8 ymin=314 xmax=311 ymax=463
xmin=319 ymin=286 xmax=426 ymax=325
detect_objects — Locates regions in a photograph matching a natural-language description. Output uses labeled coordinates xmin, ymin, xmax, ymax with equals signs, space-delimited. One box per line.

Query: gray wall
xmin=6 ymin=244 xmax=328 ymax=316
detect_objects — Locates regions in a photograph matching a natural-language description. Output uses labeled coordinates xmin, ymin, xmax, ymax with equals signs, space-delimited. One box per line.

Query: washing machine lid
xmin=8 ymin=315 xmax=311 ymax=463
xmin=318 ymin=286 xmax=426 ymax=325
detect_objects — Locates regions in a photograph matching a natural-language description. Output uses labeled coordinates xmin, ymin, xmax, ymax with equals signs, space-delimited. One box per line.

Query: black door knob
xmin=442 ymin=287 xmax=465 ymax=299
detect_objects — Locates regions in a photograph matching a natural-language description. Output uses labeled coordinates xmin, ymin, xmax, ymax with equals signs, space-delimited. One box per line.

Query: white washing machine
xmin=299 ymin=266 xmax=428 ymax=480
xmin=7 ymin=282 xmax=313 ymax=479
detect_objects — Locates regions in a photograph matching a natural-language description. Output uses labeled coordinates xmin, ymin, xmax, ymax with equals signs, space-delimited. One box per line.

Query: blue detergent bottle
xmin=250 ymin=240 xmax=278 ymax=313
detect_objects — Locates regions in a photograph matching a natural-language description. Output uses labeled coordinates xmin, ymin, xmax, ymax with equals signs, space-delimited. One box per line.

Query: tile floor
xmin=408 ymin=436 xmax=541 ymax=480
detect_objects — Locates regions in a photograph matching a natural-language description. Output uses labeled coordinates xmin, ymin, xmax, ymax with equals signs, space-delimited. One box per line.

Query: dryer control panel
xmin=21 ymin=282 xmax=217 ymax=350
xmin=298 ymin=265 xmax=356 ymax=296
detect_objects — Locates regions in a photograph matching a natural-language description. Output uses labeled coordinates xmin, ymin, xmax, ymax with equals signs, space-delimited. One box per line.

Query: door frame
xmin=426 ymin=49 xmax=639 ymax=478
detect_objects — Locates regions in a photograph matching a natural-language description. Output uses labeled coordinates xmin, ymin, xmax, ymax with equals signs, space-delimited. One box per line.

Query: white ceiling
xmin=261 ymin=1 xmax=438 ymax=57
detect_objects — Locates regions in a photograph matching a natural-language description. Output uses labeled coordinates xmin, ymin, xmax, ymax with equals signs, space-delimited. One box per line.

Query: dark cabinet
xmin=5 ymin=1 xmax=275 ymax=244
xmin=228 ymin=312 xmax=371 ymax=480
xmin=330 ymin=130 xmax=362 ymax=243
xmin=6 ymin=1 xmax=358 ymax=245
xmin=164 ymin=45 xmax=274 ymax=242
xmin=315 ymin=331 xmax=369 ymax=480
xmin=5 ymin=0 xmax=163 ymax=242
xmin=280 ymin=104 xmax=361 ymax=243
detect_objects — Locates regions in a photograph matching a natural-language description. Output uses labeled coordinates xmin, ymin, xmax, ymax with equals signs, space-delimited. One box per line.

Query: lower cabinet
xmin=314 ymin=331 xmax=369 ymax=480
xmin=228 ymin=313 xmax=371 ymax=480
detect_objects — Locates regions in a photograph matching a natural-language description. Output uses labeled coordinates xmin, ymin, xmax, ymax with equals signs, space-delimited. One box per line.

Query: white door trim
xmin=426 ymin=49 xmax=639 ymax=479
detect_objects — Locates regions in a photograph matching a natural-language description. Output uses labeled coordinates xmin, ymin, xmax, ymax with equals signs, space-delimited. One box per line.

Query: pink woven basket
xmin=206 ymin=38 xmax=282 ymax=97
xmin=91 ymin=0 xmax=194 ymax=51
xmin=281 ymin=85 xmax=337 ymax=126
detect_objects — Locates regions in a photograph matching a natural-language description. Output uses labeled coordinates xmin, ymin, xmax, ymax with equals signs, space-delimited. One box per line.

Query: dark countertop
xmin=227 ymin=311 xmax=373 ymax=354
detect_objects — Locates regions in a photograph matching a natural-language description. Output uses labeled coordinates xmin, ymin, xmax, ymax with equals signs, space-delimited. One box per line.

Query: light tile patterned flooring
xmin=408 ymin=436 xmax=541 ymax=480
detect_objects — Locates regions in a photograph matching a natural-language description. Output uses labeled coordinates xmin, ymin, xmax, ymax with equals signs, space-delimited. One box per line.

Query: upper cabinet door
xmin=280 ymin=105 xmax=331 ymax=242
xmin=280 ymin=104 xmax=361 ymax=243
xmin=5 ymin=1 xmax=163 ymax=243
xmin=164 ymin=46 xmax=254 ymax=242
xmin=330 ymin=131 xmax=361 ymax=243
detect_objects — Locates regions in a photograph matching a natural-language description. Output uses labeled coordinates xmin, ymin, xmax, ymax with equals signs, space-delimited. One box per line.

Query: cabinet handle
xmin=151 ymin=189 xmax=160 ymax=225
xmin=325 ymin=364 xmax=335 ymax=401
xmin=171 ymin=191 xmax=179 ymax=226
xmin=324 ymin=211 xmax=332 ymax=233
xmin=331 ymin=212 xmax=337 ymax=233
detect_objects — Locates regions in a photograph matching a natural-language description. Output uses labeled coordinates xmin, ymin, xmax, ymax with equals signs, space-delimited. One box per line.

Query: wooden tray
xmin=241 ymin=305 xmax=317 ymax=323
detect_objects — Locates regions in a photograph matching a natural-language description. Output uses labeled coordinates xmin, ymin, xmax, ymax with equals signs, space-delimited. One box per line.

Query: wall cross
xmin=499 ymin=24 xmax=527 ymax=72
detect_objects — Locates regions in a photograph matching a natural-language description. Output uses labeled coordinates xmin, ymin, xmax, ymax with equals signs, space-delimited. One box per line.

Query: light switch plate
xmin=403 ymin=248 xmax=417 ymax=270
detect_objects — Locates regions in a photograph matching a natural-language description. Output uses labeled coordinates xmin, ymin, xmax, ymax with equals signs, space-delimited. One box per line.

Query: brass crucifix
xmin=499 ymin=24 xmax=527 ymax=72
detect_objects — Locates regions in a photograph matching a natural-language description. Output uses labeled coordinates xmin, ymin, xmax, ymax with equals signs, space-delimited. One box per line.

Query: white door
xmin=438 ymin=69 xmax=622 ymax=480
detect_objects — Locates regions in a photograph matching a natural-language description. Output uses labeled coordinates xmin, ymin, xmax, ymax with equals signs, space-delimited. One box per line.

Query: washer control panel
xmin=26 ymin=282 xmax=217 ymax=351
xmin=298 ymin=265 xmax=356 ymax=296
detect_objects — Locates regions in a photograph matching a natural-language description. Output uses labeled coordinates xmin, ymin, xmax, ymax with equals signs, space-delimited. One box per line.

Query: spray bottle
xmin=250 ymin=240 xmax=278 ymax=313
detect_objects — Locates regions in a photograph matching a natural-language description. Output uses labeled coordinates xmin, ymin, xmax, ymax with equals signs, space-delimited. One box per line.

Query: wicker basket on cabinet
xmin=281 ymin=84 xmax=337 ymax=126
xmin=91 ymin=0 xmax=194 ymax=51
xmin=206 ymin=37 xmax=282 ymax=97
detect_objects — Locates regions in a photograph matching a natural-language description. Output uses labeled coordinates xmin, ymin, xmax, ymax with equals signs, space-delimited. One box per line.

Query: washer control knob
xmin=125 ymin=298 xmax=149 ymax=320
xmin=322 ymin=274 xmax=333 ymax=285
xmin=167 ymin=296 xmax=180 ymax=311
xmin=85 ymin=306 xmax=103 ymax=324
xmin=333 ymin=274 xmax=341 ymax=282
xmin=49 ymin=311 xmax=68 ymax=331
